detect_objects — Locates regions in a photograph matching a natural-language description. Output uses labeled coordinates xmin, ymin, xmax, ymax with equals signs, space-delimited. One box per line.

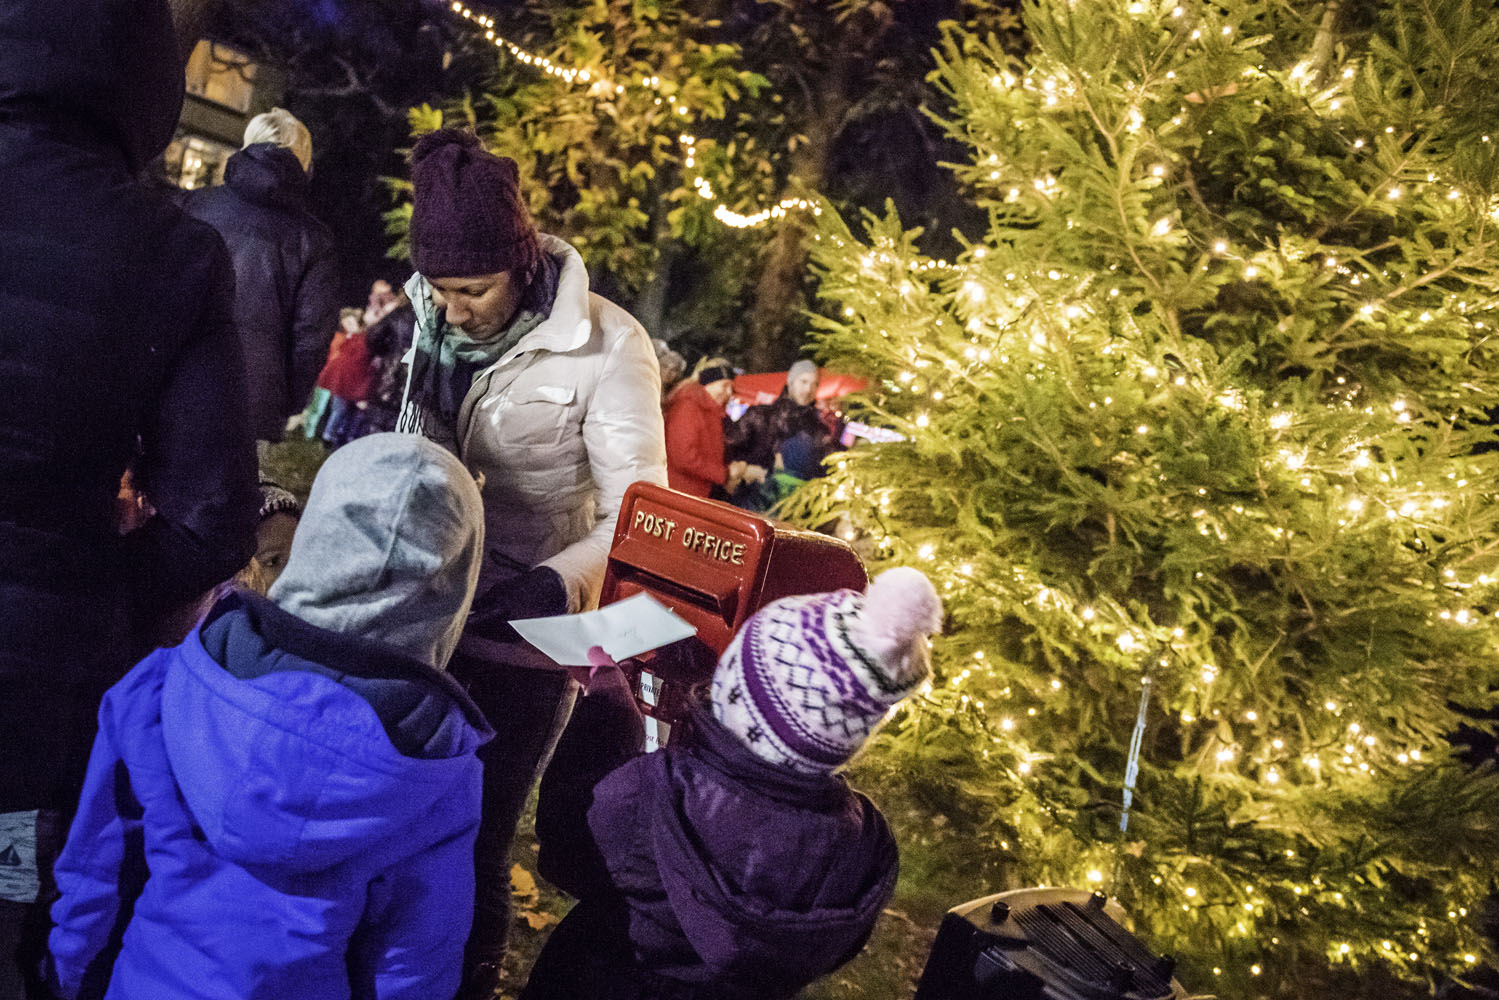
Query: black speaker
xmin=913 ymin=887 xmax=1188 ymax=1000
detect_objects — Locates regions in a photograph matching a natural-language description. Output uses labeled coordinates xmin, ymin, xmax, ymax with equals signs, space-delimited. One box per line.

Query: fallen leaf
xmin=521 ymin=909 xmax=558 ymax=931
xmin=510 ymin=863 xmax=539 ymax=902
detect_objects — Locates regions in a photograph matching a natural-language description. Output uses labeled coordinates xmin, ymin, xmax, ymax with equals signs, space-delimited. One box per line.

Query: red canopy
xmin=730 ymin=368 xmax=868 ymax=407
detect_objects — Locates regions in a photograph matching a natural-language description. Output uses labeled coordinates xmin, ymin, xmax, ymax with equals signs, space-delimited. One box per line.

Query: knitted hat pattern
xmin=257 ymin=479 xmax=301 ymax=522
xmin=409 ymin=128 xmax=540 ymax=280
xmin=711 ymin=568 xmax=942 ymax=773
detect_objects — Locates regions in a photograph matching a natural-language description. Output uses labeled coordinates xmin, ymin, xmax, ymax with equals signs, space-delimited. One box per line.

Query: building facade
xmin=162 ymin=40 xmax=285 ymax=190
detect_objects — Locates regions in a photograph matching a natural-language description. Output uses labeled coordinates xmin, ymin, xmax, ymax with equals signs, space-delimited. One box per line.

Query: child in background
xmin=736 ymin=428 xmax=827 ymax=514
xmin=234 ymin=479 xmax=302 ymax=596
xmin=526 ymin=568 xmax=943 ymax=1000
xmin=311 ymin=308 xmax=376 ymax=446
xmin=47 ymin=434 xmax=493 ymax=1000
xmin=301 ymin=309 xmax=358 ymax=439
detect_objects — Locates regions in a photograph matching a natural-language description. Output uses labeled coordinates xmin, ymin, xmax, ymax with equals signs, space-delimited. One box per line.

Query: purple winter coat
xmin=527 ymin=674 xmax=897 ymax=1000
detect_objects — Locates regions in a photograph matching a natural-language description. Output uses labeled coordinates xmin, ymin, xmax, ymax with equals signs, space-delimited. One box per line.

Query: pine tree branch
xmin=1317 ymin=248 xmax=1493 ymax=354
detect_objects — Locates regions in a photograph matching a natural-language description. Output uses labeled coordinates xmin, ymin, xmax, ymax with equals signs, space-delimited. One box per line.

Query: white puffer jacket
xmin=400 ymin=235 xmax=666 ymax=612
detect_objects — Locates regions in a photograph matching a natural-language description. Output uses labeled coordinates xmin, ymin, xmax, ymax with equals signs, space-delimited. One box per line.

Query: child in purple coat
xmin=526 ymin=568 xmax=943 ymax=1000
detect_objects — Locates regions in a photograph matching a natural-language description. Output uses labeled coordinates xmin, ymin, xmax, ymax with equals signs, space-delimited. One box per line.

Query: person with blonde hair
xmin=183 ymin=107 xmax=340 ymax=442
xmin=241 ymin=107 xmax=313 ymax=173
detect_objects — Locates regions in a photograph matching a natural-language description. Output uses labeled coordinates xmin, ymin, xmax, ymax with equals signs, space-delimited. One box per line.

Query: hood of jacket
xmin=225 ymin=143 xmax=311 ymax=210
xmin=678 ymin=380 xmax=726 ymax=419
xmin=268 ymin=433 xmax=484 ymax=670
xmin=0 ymin=0 xmax=184 ymax=172
xmin=644 ymin=708 xmax=898 ymax=995
xmin=158 ymin=591 xmax=493 ymax=874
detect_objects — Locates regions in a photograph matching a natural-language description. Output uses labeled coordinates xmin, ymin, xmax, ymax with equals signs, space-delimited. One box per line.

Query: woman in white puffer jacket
xmin=397 ymin=128 xmax=667 ymax=999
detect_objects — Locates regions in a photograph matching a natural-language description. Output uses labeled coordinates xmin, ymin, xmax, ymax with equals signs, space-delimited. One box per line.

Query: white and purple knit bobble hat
xmin=711 ymin=567 xmax=943 ymax=773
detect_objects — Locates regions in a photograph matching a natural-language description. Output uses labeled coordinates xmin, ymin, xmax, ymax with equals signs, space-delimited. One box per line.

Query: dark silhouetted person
xmin=0 ymin=0 xmax=258 ymax=995
xmin=182 ymin=108 xmax=340 ymax=442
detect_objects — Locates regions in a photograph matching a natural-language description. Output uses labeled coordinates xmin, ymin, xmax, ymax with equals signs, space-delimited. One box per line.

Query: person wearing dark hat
xmin=663 ymin=358 xmax=758 ymax=499
xmin=395 ymin=128 xmax=667 ymax=996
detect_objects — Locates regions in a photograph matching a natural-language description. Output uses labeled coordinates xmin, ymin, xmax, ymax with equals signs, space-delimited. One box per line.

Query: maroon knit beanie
xmin=409 ymin=128 xmax=541 ymax=280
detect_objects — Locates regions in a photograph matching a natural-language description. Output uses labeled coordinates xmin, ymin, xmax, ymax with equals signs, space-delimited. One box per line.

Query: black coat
xmin=723 ymin=390 xmax=834 ymax=472
xmin=0 ymin=0 xmax=259 ymax=811
xmin=183 ymin=144 xmax=340 ymax=441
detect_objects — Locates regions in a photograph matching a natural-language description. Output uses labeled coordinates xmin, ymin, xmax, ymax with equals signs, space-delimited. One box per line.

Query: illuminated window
xmin=184 ymin=41 xmax=258 ymax=113
xmin=163 ymin=133 xmax=237 ymax=190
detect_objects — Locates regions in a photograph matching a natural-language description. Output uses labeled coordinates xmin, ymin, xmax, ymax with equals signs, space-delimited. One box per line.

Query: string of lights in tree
xmin=816 ymin=261 xmax=1494 ymax=981
xmin=445 ymin=0 xmax=821 ymax=231
xmin=800 ymin=4 xmax=1497 ymax=983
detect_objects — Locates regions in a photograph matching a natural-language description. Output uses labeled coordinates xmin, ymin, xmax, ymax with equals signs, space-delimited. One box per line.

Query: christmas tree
xmin=789 ymin=0 xmax=1499 ymax=994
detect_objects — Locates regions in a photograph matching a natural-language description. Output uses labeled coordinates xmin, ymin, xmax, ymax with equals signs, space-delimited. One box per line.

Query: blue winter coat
xmin=48 ymin=593 xmax=494 ymax=1000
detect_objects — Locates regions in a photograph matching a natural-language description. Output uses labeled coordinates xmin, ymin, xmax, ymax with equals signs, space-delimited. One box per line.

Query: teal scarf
xmin=402 ymin=253 xmax=562 ymax=440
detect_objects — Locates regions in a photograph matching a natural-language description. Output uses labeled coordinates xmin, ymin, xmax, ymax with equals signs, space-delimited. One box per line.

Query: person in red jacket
xmin=664 ymin=361 xmax=761 ymax=499
xmin=316 ymin=308 xmax=378 ymax=447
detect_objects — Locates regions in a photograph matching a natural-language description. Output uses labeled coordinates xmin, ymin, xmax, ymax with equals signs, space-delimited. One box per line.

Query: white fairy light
xmin=450 ymin=1 xmax=826 ymax=235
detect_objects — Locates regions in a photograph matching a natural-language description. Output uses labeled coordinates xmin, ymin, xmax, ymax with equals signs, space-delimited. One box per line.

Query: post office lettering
xmin=679 ymin=526 xmax=746 ymax=566
xmin=632 ymin=509 xmax=677 ymax=542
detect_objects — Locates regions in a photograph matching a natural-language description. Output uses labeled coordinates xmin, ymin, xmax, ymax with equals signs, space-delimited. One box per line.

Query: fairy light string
xmin=445 ymin=0 xmax=820 ymax=231
xmin=449 ymin=0 xmax=1497 ymax=982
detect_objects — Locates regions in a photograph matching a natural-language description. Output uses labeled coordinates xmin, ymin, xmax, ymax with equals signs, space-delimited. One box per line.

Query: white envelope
xmin=509 ymin=592 xmax=698 ymax=667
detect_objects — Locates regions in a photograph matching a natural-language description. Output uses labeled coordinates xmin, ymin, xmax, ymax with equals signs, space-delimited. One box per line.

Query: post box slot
xmin=607 ymin=539 xmax=742 ymax=624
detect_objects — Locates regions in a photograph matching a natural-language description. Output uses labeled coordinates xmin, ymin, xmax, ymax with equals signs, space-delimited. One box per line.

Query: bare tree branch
xmin=295 ymin=53 xmax=405 ymax=118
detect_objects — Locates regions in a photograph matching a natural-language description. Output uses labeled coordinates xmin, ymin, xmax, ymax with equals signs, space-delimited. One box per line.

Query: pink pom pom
xmin=855 ymin=567 xmax=942 ymax=666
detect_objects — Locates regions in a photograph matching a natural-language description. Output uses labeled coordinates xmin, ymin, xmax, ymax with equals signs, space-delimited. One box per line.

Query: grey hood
xmin=268 ymin=433 xmax=484 ymax=669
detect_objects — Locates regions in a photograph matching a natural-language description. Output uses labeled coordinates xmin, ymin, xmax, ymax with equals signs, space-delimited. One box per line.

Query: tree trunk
xmin=634 ymin=240 xmax=679 ymax=338
xmin=743 ymin=112 xmax=842 ymax=372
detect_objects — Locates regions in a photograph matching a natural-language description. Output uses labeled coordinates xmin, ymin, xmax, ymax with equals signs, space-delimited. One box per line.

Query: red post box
xmin=600 ymin=482 xmax=867 ymax=748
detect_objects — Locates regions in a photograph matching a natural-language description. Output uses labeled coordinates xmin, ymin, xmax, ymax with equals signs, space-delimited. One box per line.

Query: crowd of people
xmin=661 ymin=356 xmax=844 ymax=513
xmin=0 ymin=3 xmax=930 ymax=1000
xmin=300 ymin=281 xmax=416 ymax=448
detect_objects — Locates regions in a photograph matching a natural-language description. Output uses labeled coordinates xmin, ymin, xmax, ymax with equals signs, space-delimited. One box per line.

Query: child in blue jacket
xmin=46 ymin=434 xmax=493 ymax=1000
